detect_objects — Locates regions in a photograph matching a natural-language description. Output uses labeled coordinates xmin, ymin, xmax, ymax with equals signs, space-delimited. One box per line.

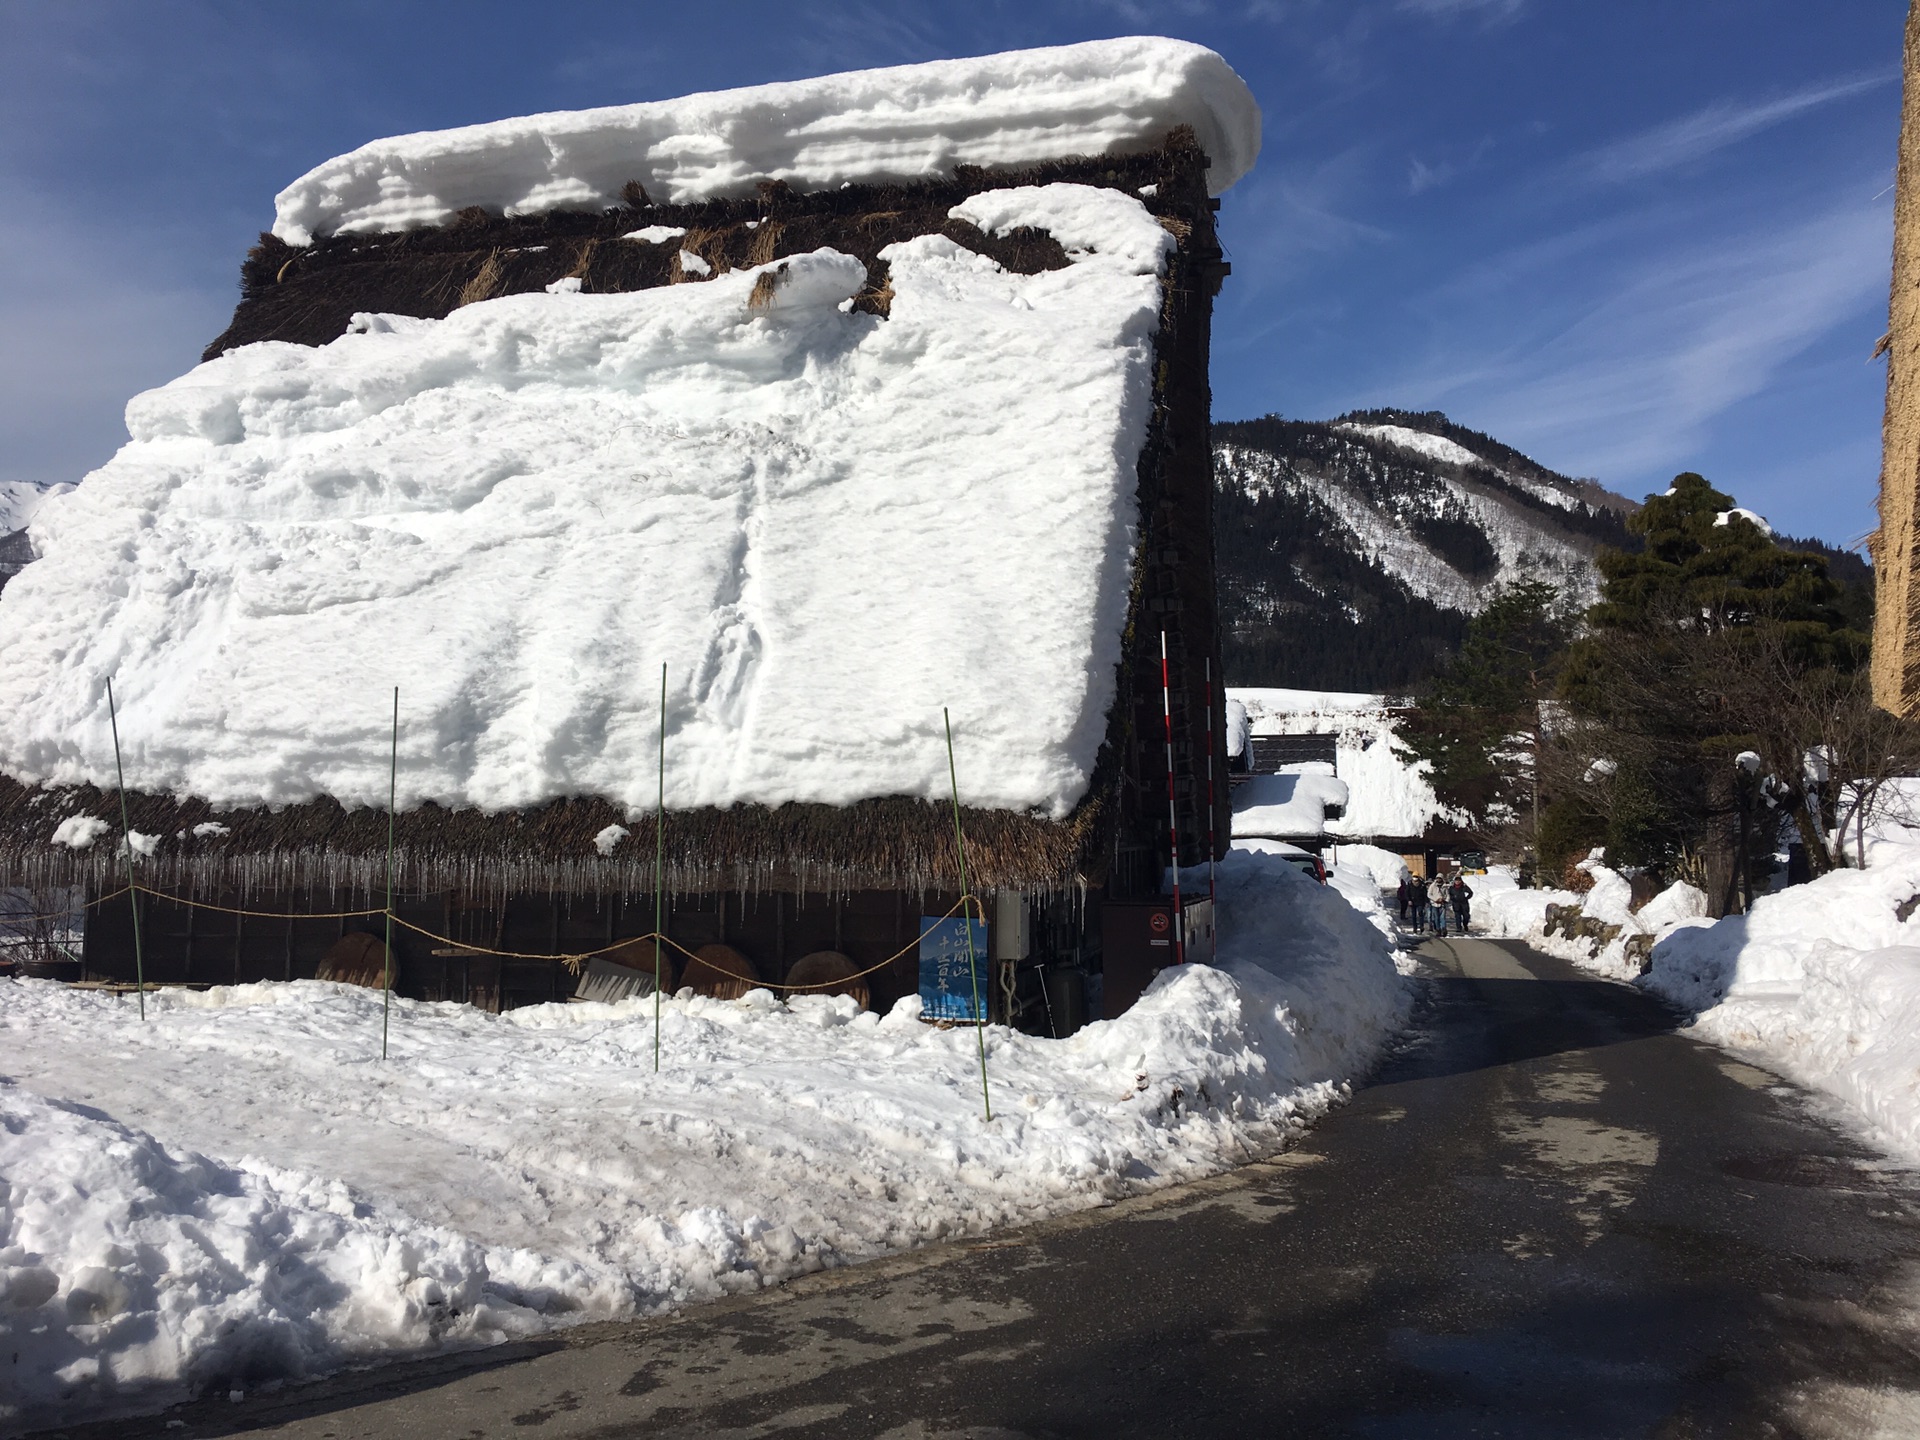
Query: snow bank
xmin=0 ymin=849 xmax=1406 ymax=1429
xmin=1640 ymin=829 xmax=1920 ymax=1157
xmin=271 ymin=38 xmax=1261 ymax=245
xmin=1474 ymin=855 xmax=1707 ymax=980
xmin=1330 ymin=842 xmax=1412 ymax=892
xmin=0 ymin=186 xmax=1166 ymax=819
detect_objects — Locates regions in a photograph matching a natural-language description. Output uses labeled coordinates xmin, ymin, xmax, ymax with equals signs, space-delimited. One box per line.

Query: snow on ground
xmin=1641 ymin=825 xmax=1920 ymax=1161
xmin=0 ymin=186 xmax=1166 ymax=821
xmin=1329 ymin=843 xmax=1413 ymax=893
xmin=0 ymin=848 xmax=1407 ymax=1431
xmin=271 ymin=38 xmax=1261 ymax=245
xmin=1473 ymin=856 xmax=1707 ymax=981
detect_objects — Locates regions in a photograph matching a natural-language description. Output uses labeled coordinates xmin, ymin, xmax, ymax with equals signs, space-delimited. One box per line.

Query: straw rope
xmin=32 ymin=883 xmax=988 ymax=996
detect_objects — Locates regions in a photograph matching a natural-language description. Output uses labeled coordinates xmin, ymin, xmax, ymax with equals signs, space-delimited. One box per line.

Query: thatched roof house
xmin=0 ymin=39 xmax=1257 ymax=1016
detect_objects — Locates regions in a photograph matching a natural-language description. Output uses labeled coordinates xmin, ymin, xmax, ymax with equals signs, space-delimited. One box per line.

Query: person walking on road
xmin=1396 ymin=877 xmax=1413 ymax=926
xmin=1427 ymin=875 xmax=1450 ymax=936
xmin=1449 ymin=874 xmax=1474 ymax=934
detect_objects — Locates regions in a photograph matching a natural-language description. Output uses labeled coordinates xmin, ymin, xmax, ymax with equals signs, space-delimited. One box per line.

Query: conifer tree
xmin=1553 ymin=473 xmax=1869 ymax=909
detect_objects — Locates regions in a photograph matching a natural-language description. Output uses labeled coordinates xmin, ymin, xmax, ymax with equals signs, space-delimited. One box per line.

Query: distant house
xmin=1227 ymin=688 xmax=1459 ymax=861
xmin=0 ymin=40 xmax=1260 ymax=1024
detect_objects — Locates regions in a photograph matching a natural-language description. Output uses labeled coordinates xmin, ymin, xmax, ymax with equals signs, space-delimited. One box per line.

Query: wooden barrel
xmin=316 ymin=931 xmax=391 ymax=989
xmin=783 ymin=950 xmax=870 ymax=1011
xmin=682 ymin=943 xmax=762 ymax=1000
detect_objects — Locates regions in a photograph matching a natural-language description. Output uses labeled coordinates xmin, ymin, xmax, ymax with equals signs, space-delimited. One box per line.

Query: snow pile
xmin=0 ymin=1086 xmax=598 ymax=1432
xmin=0 ymin=848 xmax=1406 ymax=1428
xmin=271 ymin=38 xmax=1260 ymax=245
xmin=1640 ymin=827 xmax=1920 ymax=1157
xmin=0 ymin=481 xmax=70 ymax=537
xmin=1231 ymin=763 xmax=1350 ymax=839
xmin=0 ymin=186 xmax=1166 ymax=820
xmin=1329 ymin=842 xmax=1413 ymax=893
xmin=1474 ymin=854 xmax=1708 ymax=979
xmin=1228 ymin=688 xmax=1455 ymax=839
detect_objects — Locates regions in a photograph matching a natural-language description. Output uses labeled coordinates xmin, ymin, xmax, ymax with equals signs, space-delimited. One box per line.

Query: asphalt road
xmin=50 ymin=936 xmax=1920 ymax=1439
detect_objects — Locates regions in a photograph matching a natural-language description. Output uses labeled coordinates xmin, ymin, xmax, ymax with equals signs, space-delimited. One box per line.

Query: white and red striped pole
xmin=1161 ymin=631 xmax=1185 ymax=966
xmin=1204 ymin=656 xmax=1218 ymax=913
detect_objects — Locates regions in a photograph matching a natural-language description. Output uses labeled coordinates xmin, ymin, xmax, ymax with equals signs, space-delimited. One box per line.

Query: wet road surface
xmin=52 ymin=937 xmax=1920 ymax=1439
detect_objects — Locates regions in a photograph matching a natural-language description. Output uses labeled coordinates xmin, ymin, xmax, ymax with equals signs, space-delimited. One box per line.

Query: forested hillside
xmin=1212 ymin=410 xmax=1636 ymax=691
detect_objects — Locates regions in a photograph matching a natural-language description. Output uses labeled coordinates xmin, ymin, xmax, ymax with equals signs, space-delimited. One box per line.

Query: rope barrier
xmin=387 ymin=893 xmax=984 ymax=991
xmin=46 ymin=883 xmax=988 ymax=998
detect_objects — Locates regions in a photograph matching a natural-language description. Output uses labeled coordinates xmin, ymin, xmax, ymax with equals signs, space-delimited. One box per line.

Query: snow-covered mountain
xmin=1213 ymin=409 xmax=1636 ymax=691
xmin=0 ymin=482 xmax=67 ymax=594
xmin=0 ymin=480 xmax=67 ymax=538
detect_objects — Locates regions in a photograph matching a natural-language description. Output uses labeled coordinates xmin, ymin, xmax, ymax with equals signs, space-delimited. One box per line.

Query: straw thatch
xmin=1 ymin=131 xmax=1231 ymax=905
xmin=0 ymin=770 xmax=1116 ymax=903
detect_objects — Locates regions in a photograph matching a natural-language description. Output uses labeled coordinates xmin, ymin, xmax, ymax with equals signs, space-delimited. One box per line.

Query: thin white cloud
xmin=1397 ymin=0 xmax=1526 ymax=21
xmin=1579 ymin=74 xmax=1893 ymax=184
xmin=1399 ymin=194 xmax=1890 ymax=485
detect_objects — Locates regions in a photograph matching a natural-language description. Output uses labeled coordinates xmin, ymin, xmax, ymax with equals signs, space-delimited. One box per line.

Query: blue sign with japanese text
xmin=918 ymin=916 xmax=989 ymax=1022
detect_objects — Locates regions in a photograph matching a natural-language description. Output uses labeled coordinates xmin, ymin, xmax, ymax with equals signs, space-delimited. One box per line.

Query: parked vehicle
xmin=1269 ymin=842 xmax=1328 ymax=885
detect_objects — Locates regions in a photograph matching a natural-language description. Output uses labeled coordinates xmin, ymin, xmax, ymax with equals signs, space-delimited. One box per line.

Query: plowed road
xmin=61 ymin=937 xmax=1920 ymax=1439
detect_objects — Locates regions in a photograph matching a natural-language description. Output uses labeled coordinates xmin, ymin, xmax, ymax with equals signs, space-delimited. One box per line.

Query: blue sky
xmin=0 ymin=0 xmax=1902 ymax=545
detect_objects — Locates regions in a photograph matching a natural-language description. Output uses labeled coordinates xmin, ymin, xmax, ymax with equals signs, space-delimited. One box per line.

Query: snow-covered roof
xmin=1231 ymin=766 xmax=1351 ymax=840
xmin=272 ymin=38 xmax=1261 ymax=246
xmin=0 ymin=184 xmax=1173 ymax=820
xmin=1226 ymin=687 xmax=1457 ymax=841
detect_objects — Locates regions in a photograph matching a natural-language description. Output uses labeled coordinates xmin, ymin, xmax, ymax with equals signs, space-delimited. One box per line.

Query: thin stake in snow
xmin=654 ymin=662 xmax=666 ymax=1075
xmin=943 ymin=707 xmax=991 ymax=1123
xmin=1161 ymin=632 xmax=1185 ymax=966
xmin=104 ymin=677 xmax=146 ymax=1020
xmin=382 ymin=687 xmax=397 ymax=1061
xmin=1204 ymin=656 xmax=1218 ymax=913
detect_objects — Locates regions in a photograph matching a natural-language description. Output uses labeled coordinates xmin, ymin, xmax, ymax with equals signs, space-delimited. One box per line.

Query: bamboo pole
xmin=943 ymin=707 xmax=991 ymax=1122
xmin=654 ymin=662 xmax=666 ymax=1074
xmin=105 ymin=677 xmax=146 ymax=1021
xmin=382 ymin=687 xmax=397 ymax=1060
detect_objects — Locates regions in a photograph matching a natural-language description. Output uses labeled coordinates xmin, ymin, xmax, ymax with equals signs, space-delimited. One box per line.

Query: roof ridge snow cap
xmin=272 ymin=36 xmax=1261 ymax=245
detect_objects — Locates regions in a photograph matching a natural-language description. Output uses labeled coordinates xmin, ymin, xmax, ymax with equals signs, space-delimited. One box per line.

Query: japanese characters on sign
xmin=918 ymin=916 xmax=988 ymax=1022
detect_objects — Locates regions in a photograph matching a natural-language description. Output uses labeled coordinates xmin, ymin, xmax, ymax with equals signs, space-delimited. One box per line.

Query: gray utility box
xmin=1101 ymin=895 xmax=1216 ymax=1017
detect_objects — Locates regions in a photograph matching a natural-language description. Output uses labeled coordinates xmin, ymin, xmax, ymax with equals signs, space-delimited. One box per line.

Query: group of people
xmin=1396 ymin=871 xmax=1473 ymax=936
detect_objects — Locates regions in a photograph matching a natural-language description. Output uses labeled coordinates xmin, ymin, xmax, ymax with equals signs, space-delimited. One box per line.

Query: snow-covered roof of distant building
xmin=1226 ymin=687 xmax=1457 ymax=841
xmin=1231 ymin=765 xmax=1350 ymax=841
xmin=1231 ymin=688 xmax=1398 ymax=725
xmin=271 ymin=38 xmax=1261 ymax=246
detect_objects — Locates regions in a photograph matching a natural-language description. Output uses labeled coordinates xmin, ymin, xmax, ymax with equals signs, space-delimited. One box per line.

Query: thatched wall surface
xmin=0 ymin=773 xmax=1109 ymax=902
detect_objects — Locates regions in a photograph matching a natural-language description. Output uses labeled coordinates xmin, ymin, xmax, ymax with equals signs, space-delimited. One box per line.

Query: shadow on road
xmin=1370 ymin=969 xmax=1684 ymax=1087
